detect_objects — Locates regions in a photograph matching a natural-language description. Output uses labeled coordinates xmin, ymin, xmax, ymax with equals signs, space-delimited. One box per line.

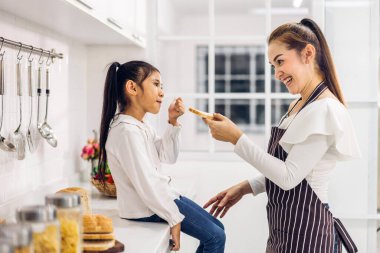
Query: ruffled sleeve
xmin=279 ymin=99 xmax=361 ymax=161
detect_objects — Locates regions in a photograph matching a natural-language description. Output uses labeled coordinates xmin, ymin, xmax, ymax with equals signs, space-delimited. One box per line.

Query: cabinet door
xmin=135 ymin=0 xmax=146 ymax=37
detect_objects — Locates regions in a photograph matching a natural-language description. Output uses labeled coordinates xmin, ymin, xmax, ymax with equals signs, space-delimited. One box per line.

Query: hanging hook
xmin=0 ymin=37 xmax=5 ymax=60
xmin=16 ymin=42 xmax=23 ymax=62
xmin=38 ymin=49 xmax=44 ymax=65
xmin=46 ymin=50 xmax=52 ymax=66
xmin=27 ymin=46 xmax=34 ymax=63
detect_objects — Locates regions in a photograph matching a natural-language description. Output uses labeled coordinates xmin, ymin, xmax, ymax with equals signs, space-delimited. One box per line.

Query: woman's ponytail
xmin=300 ymin=18 xmax=345 ymax=105
xmin=98 ymin=62 xmax=119 ymax=183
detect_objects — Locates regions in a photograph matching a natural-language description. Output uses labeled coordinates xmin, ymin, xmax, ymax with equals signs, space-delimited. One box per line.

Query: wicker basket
xmin=91 ymin=178 xmax=117 ymax=197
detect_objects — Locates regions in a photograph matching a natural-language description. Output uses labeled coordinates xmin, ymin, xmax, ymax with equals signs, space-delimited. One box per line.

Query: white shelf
xmin=0 ymin=0 xmax=145 ymax=47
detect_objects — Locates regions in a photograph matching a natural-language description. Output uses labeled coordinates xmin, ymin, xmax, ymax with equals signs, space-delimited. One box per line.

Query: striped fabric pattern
xmin=264 ymin=82 xmax=358 ymax=253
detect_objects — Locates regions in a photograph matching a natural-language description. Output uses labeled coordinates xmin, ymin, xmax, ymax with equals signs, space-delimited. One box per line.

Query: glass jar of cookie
xmin=0 ymin=223 xmax=33 ymax=253
xmin=46 ymin=193 xmax=82 ymax=253
xmin=16 ymin=205 xmax=60 ymax=253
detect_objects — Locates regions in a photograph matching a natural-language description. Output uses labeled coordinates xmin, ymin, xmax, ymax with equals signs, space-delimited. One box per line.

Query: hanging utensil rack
xmin=0 ymin=37 xmax=63 ymax=61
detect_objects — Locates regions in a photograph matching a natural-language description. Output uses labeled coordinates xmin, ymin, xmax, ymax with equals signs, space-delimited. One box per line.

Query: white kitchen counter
xmin=90 ymin=188 xmax=171 ymax=253
xmin=85 ymin=179 xmax=196 ymax=253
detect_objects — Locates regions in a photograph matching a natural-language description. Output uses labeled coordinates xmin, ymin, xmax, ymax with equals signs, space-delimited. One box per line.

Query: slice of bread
xmin=57 ymin=187 xmax=91 ymax=214
xmin=83 ymin=239 xmax=115 ymax=251
xmin=83 ymin=214 xmax=113 ymax=234
xmin=188 ymin=107 xmax=214 ymax=119
xmin=83 ymin=233 xmax=114 ymax=240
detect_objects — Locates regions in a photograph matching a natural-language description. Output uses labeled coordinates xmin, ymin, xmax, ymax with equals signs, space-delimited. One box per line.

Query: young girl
xmin=98 ymin=61 xmax=226 ymax=252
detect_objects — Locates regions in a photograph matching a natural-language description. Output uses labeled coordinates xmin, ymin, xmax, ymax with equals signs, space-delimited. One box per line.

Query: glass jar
xmin=16 ymin=205 xmax=60 ymax=253
xmin=0 ymin=223 xmax=32 ymax=253
xmin=46 ymin=193 xmax=82 ymax=253
xmin=0 ymin=239 xmax=14 ymax=253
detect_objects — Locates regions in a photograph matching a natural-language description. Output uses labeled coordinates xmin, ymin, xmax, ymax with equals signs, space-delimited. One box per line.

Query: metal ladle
xmin=26 ymin=48 xmax=37 ymax=153
xmin=12 ymin=47 xmax=26 ymax=160
xmin=0 ymin=50 xmax=15 ymax=152
xmin=38 ymin=54 xmax=57 ymax=148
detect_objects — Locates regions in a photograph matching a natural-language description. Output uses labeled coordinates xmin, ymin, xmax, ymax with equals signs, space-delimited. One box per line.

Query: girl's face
xmin=268 ymin=40 xmax=312 ymax=95
xmin=137 ymin=71 xmax=164 ymax=114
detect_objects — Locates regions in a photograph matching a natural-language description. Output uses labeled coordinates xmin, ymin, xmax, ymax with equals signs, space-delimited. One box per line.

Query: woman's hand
xmin=203 ymin=180 xmax=252 ymax=218
xmin=203 ymin=113 xmax=243 ymax=145
xmin=170 ymin=223 xmax=181 ymax=251
xmin=168 ymin=97 xmax=185 ymax=126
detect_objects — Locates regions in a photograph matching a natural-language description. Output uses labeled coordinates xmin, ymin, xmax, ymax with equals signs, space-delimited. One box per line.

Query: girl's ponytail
xmin=97 ymin=60 xmax=159 ymax=183
xmin=300 ymin=18 xmax=345 ymax=105
xmin=98 ymin=62 xmax=119 ymax=183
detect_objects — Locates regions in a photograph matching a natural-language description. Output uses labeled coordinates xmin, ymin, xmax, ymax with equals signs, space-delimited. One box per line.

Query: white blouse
xmin=106 ymin=114 xmax=184 ymax=227
xmin=235 ymin=98 xmax=361 ymax=203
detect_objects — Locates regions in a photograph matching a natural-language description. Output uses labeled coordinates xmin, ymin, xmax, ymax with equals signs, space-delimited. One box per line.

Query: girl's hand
xmin=168 ymin=97 xmax=185 ymax=126
xmin=203 ymin=113 xmax=243 ymax=144
xmin=170 ymin=223 xmax=181 ymax=251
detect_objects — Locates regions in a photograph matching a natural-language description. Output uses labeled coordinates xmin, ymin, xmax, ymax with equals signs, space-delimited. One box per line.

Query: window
xmin=154 ymin=0 xmax=304 ymax=153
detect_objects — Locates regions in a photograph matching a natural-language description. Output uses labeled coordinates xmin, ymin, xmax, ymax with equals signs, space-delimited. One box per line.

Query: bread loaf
xmin=83 ymin=214 xmax=113 ymax=234
xmin=83 ymin=239 xmax=115 ymax=251
xmin=57 ymin=187 xmax=91 ymax=214
xmin=83 ymin=233 xmax=114 ymax=240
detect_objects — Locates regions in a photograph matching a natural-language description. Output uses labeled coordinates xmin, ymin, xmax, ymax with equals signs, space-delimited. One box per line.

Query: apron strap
xmin=333 ymin=218 xmax=358 ymax=253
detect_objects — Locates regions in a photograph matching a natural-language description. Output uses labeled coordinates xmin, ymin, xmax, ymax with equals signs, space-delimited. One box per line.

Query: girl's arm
xmin=151 ymin=124 xmax=181 ymax=164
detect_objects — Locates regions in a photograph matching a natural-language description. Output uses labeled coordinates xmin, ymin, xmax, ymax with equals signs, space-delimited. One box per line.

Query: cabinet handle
xmin=132 ymin=34 xmax=141 ymax=41
xmin=75 ymin=0 xmax=93 ymax=10
xmin=107 ymin=18 xmax=123 ymax=30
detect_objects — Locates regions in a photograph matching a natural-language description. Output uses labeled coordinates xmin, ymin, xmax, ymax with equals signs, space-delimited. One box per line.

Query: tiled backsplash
xmin=0 ymin=10 xmax=87 ymax=220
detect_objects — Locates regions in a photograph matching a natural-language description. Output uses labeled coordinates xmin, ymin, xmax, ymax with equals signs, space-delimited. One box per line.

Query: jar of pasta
xmin=0 ymin=239 xmax=14 ymax=253
xmin=46 ymin=193 xmax=82 ymax=253
xmin=16 ymin=205 xmax=60 ymax=253
xmin=0 ymin=223 xmax=32 ymax=253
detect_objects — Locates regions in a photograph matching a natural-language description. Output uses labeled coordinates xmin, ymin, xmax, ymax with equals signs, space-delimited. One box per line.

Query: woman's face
xmin=137 ymin=71 xmax=164 ymax=114
xmin=268 ymin=40 xmax=312 ymax=95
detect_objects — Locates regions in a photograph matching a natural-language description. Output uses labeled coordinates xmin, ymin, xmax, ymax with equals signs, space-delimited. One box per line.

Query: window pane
xmin=215 ymin=54 xmax=226 ymax=75
xmin=255 ymin=80 xmax=265 ymax=93
xmin=215 ymin=80 xmax=226 ymax=93
xmin=255 ymin=54 xmax=265 ymax=75
xmin=271 ymin=99 xmax=293 ymax=125
xmin=214 ymin=99 xmax=266 ymax=151
xmin=158 ymin=97 xmax=210 ymax=151
xmin=231 ymin=54 xmax=250 ymax=75
xmin=231 ymin=79 xmax=250 ymax=93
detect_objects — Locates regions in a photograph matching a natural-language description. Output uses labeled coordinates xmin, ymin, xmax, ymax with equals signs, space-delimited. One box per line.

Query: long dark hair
xmin=98 ymin=61 xmax=159 ymax=182
xmin=268 ymin=18 xmax=345 ymax=105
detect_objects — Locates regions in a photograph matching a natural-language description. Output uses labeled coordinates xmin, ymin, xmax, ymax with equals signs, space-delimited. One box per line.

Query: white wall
xmin=0 ymin=10 xmax=88 ymax=221
xmin=325 ymin=2 xmax=378 ymax=252
xmin=86 ymin=46 xmax=147 ymax=132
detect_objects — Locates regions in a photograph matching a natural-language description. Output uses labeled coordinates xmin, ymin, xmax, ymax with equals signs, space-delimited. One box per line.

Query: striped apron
xmin=265 ymin=82 xmax=358 ymax=253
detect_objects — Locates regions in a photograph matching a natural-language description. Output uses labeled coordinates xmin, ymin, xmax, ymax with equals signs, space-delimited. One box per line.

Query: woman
xmin=203 ymin=19 xmax=360 ymax=253
xmin=98 ymin=61 xmax=225 ymax=252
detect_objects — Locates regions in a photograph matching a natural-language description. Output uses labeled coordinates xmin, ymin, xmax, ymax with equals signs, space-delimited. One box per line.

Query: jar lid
xmin=16 ymin=205 xmax=57 ymax=223
xmin=45 ymin=193 xmax=81 ymax=208
xmin=0 ymin=223 xmax=32 ymax=247
xmin=0 ymin=239 xmax=14 ymax=253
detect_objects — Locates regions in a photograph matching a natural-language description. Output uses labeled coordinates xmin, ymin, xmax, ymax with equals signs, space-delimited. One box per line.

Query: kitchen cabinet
xmin=0 ymin=0 xmax=146 ymax=47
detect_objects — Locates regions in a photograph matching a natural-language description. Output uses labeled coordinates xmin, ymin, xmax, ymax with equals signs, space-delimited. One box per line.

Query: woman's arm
xmin=235 ymin=134 xmax=331 ymax=190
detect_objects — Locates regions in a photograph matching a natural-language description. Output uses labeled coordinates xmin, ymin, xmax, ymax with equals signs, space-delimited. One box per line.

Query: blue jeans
xmin=129 ymin=196 xmax=226 ymax=253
